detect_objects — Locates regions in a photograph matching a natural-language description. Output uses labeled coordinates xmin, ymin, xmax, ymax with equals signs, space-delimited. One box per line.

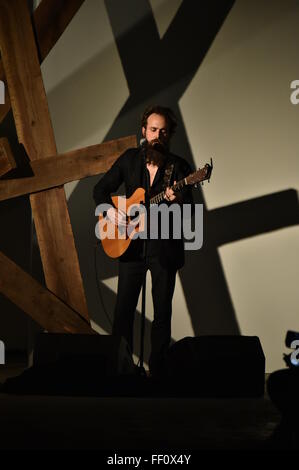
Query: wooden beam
xmin=31 ymin=135 xmax=137 ymax=176
xmin=0 ymin=135 xmax=137 ymax=201
xmin=0 ymin=0 xmax=89 ymax=323
xmin=0 ymin=62 xmax=11 ymax=124
xmin=34 ymin=0 xmax=86 ymax=60
xmin=0 ymin=0 xmax=85 ymax=124
xmin=0 ymin=2 xmax=55 ymax=161
xmin=0 ymin=252 xmax=95 ymax=334
xmin=0 ymin=137 xmax=16 ymax=177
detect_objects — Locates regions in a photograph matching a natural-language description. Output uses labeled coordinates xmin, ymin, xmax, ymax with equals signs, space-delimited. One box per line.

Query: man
xmin=93 ymin=105 xmax=193 ymax=377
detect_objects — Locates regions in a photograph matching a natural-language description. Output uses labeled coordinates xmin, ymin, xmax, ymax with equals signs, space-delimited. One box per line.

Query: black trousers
xmin=112 ymin=255 xmax=177 ymax=375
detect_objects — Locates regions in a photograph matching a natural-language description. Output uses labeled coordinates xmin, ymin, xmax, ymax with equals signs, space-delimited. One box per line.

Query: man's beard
xmin=145 ymin=139 xmax=168 ymax=167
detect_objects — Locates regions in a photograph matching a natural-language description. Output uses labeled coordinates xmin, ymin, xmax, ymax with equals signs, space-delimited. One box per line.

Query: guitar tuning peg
xmin=201 ymin=181 xmax=204 ymax=186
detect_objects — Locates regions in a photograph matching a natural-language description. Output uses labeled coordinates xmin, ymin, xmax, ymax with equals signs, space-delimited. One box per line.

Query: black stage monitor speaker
xmin=2 ymin=334 xmax=136 ymax=396
xmin=165 ymin=335 xmax=265 ymax=397
xmin=33 ymin=333 xmax=135 ymax=376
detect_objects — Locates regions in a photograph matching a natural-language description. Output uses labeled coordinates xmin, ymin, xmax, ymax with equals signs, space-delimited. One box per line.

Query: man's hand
xmin=164 ymin=181 xmax=182 ymax=203
xmin=106 ymin=207 xmax=127 ymax=226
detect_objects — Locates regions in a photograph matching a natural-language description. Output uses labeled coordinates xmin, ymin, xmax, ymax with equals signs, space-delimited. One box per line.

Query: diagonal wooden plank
xmin=31 ymin=135 xmax=137 ymax=175
xmin=0 ymin=0 xmax=89 ymax=323
xmin=0 ymin=135 xmax=137 ymax=201
xmin=34 ymin=0 xmax=86 ymax=60
xmin=0 ymin=137 xmax=16 ymax=177
xmin=0 ymin=0 xmax=85 ymax=124
xmin=0 ymin=252 xmax=95 ymax=334
xmin=0 ymin=3 xmax=55 ymax=161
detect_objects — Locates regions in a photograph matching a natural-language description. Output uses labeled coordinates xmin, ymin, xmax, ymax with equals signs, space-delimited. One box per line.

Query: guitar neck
xmin=149 ymin=161 xmax=213 ymax=204
xmin=149 ymin=178 xmax=187 ymax=205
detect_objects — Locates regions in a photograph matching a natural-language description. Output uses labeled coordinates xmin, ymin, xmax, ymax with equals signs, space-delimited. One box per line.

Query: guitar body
xmin=99 ymin=187 xmax=145 ymax=258
xmin=98 ymin=160 xmax=213 ymax=258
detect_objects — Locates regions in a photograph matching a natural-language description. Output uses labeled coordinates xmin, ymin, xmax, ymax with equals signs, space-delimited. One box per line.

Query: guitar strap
xmin=162 ymin=162 xmax=174 ymax=191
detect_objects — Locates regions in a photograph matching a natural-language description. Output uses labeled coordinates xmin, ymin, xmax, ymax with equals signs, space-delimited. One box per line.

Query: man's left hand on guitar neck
xmin=164 ymin=181 xmax=182 ymax=203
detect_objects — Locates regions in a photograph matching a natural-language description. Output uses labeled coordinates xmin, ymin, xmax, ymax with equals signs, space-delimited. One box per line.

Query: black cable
xmin=93 ymin=241 xmax=113 ymax=328
xmin=137 ymin=148 xmax=149 ymax=374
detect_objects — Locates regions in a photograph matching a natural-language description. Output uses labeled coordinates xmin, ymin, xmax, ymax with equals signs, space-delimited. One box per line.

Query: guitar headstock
xmin=186 ymin=159 xmax=213 ymax=186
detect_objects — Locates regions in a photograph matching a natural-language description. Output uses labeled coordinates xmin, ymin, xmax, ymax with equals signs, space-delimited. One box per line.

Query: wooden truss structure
xmin=0 ymin=0 xmax=136 ymax=334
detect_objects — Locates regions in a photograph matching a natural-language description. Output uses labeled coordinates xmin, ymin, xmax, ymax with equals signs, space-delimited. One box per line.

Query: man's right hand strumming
xmin=106 ymin=207 xmax=128 ymax=227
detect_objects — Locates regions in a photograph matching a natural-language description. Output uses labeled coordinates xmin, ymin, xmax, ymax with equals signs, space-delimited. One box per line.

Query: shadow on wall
xmin=34 ymin=1 xmax=299 ymax=364
xmin=65 ymin=0 xmax=238 ymax=361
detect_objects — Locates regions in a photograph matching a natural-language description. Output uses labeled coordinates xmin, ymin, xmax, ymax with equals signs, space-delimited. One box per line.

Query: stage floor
xmin=0 ymin=363 xmax=282 ymax=451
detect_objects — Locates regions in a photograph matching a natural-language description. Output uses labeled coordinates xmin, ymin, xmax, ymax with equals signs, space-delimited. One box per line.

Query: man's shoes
xmin=134 ymin=365 xmax=147 ymax=377
xmin=148 ymin=369 xmax=165 ymax=381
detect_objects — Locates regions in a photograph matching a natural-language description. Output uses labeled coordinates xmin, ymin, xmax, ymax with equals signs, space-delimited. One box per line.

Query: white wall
xmin=179 ymin=0 xmax=299 ymax=371
xmin=40 ymin=0 xmax=299 ymax=372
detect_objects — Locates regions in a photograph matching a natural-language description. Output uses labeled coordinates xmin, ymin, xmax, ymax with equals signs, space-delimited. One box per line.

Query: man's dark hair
xmin=141 ymin=105 xmax=178 ymax=136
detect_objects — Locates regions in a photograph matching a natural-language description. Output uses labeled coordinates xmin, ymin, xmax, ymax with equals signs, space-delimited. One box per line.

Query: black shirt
xmin=93 ymin=146 xmax=194 ymax=268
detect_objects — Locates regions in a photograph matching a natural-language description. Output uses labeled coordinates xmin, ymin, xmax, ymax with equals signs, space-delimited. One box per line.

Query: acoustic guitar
xmin=98 ymin=161 xmax=213 ymax=258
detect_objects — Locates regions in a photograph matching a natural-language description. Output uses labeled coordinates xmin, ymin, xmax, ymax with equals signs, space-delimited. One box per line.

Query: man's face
xmin=142 ymin=113 xmax=170 ymax=149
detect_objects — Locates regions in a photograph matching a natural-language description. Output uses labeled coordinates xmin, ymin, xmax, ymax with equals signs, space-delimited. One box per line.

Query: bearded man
xmin=93 ymin=105 xmax=193 ymax=378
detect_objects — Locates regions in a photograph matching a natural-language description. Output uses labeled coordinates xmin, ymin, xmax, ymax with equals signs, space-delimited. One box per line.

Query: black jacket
xmin=93 ymin=147 xmax=193 ymax=269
